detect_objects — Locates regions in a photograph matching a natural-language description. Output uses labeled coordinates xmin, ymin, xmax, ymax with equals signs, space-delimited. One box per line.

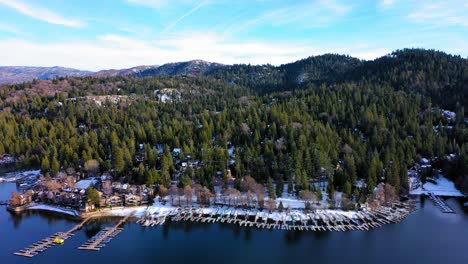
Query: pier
xmin=78 ymin=212 xmax=134 ymax=251
xmin=427 ymin=193 xmax=455 ymax=214
xmin=138 ymin=201 xmax=416 ymax=233
xmin=14 ymin=217 xmax=91 ymax=258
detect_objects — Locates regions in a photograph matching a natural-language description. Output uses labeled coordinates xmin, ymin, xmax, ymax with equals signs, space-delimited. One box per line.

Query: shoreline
xmin=7 ymin=200 xmax=417 ymax=232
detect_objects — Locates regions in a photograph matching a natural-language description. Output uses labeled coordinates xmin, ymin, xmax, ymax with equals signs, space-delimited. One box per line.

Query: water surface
xmin=1 ymin=182 xmax=467 ymax=264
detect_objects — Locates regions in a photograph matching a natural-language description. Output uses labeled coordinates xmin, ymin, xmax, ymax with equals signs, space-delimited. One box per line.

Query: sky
xmin=0 ymin=0 xmax=466 ymax=70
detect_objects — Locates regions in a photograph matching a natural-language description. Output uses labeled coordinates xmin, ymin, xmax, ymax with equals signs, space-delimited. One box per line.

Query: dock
xmin=14 ymin=217 xmax=91 ymax=258
xmin=427 ymin=193 xmax=455 ymax=214
xmin=78 ymin=212 xmax=134 ymax=251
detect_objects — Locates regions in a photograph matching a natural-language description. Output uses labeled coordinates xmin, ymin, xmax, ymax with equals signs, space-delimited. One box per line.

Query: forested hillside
xmin=0 ymin=49 xmax=466 ymax=199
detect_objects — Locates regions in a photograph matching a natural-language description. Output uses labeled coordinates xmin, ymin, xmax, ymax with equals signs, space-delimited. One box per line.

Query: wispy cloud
xmin=162 ymin=0 xmax=209 ymax=33
xmin=381 ymin=0 xmax=396 ymax=8
xmin=0 ymin=0 xmax=83 ymax=27
xmin=125 ymin=0 xmax=167 ymax=9
xmin=226 ymin=0 xmax=353 ymax=33
xmin=408 ymin=1 xmax=468 ymax=27
xmin=0 ymin=22 xmax=22 ymax=35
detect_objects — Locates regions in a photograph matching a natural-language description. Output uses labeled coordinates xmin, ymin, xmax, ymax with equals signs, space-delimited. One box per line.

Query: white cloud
xmin=0 ymin=0 xmax=83 ymax=27
xmin=0 ymin=33 xmax=394 ymax=71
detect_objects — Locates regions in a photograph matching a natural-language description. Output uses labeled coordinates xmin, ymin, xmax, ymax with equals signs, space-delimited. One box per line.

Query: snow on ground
xmin=28 ymin=204 xmax=79 ymax=216
xmin=0 ymin=169 xmax=41 ymax=182
xmin=104 ymin=206 xmax=148 ymax=218
xmin=410 ymin=176 xmax=465 ymax=197
xmin=276 ymin=197 xmax=305 ymax=209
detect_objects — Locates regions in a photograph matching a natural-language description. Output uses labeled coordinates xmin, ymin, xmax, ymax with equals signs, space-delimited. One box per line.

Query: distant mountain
xmin=0 ymin=60 xmax=223 ymax=84
xmin=138 ymin=60 xmax=224 ymax=77
xmin=0 ymin=66 xmax=91 ymax=84
xmin=92 ymin=65 xmax=159 ymax=78
xmin=1 ymin=50 xmax=466 ymax=111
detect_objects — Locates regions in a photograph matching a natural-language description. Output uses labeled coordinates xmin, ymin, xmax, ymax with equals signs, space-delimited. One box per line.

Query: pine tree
xmin=268 ymin=177 xmax=275 ymax=199
xmin=114 ymin=148 xmax=125 ymax=175
xmin=41 ymin=156 xmax=50 ymax=172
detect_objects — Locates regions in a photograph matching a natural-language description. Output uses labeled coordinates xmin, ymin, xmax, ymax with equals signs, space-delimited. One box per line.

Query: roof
xmin=75 ymin=179 xmax=97 ymax=190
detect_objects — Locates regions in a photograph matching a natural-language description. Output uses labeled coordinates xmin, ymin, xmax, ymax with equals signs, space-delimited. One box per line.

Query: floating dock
xmin=78 ymin=212 xmax=134 ymax=251
xmin=138 ymin=201 xmax=416 ymax=232
xmin=14 ymin=217 xmax=90 ymax=258
xmin=427 ymin=192 xmax=455 ymax=214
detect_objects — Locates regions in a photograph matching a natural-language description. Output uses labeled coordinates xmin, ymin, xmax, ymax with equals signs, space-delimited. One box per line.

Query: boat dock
xmin=428 ymin=193 xmax=455 ymax=213
xmin=78 ymin=212 xmax=134 ymax=251
xmin=138 ymin=201 xmax=416 ymax=232
xmin=14 ymin=217 xmax=91 ymax=258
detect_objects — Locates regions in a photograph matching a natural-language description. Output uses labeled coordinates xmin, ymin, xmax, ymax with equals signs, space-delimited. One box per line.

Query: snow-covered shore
xmin=26 ymin=204 xmax=79 ymax=217
xmin=0 ymin=170 xmax=41 ymax=182
xmin=410 ymin=176 xmax=465 ymax=197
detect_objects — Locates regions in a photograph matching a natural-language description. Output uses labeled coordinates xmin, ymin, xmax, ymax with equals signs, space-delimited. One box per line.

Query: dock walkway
xmin=14 ymin=217 xmax=91 ymax=258
xmin=428 ymin=193 xmax=455 ymax=214
xmin=78 ymin=212 xmax=134 ymax=251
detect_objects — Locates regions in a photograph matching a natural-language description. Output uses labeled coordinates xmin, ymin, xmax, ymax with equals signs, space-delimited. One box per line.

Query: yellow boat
xmin=54 ymin=238 xmax=64 ymax=245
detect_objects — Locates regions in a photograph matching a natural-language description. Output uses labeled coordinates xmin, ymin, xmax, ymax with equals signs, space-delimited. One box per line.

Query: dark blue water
xmin=1 ymin=182 xmax=467 ymax=264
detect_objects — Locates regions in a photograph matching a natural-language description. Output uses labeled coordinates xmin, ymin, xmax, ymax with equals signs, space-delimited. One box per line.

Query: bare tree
xmin=159 ymin=185 xmax=168 ymax=198
xmin=240 ymin=176 xmax=258 ymax=193
xmin=9 ymin=191 xmax=22 ymax=207
xmin=65 ymin=176 xmax=76 ymax=190
xmin=266 ymin=199 xmax=277 ymax=213
xmin=299 ymin=190 xmax=314 ymax=204
xmin=198 ymin=187 xmax=213 ymax=207
xmin=384 ymin=184 xmax=398 ymax=204
xmin=177 ymin=187 xmax=184 ymax=206
xmin=84 ymin=159 xmax=100 ymax=175
xmin=44 ymin=179 xmax=61 ymax=192
xmin=184 ymin=185 xmax=193 ymax=206
xmin=168 ymin=185 xmax=178 ymax=206
xmin=256 ymin=184 xmax=265 ymax=209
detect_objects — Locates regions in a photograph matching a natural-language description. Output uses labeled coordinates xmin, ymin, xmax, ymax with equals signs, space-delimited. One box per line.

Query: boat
xmin=53 ymin=238 xmax=64 ymax=245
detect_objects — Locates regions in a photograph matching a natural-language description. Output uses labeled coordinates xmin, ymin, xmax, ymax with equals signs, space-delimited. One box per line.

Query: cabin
xmin=109 ymin=195 xmax=123 ymax=207
xmin=125 ymin=194 xmax=141 ymax=206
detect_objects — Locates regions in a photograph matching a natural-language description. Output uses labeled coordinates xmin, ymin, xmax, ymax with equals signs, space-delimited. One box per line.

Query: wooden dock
xmin=428 ymin=193 xmax=455 ymax=214
xmin=78 ymin=212 xmax=134 ymax=251
xmin=14 ymin=217 xmax=91 ymax=258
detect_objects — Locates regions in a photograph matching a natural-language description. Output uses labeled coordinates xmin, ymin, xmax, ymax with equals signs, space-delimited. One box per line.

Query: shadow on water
xmin=8 ymin=210 xmax=79 ymax=229
xmin=84 ymin=222 xmax=103 ymax=238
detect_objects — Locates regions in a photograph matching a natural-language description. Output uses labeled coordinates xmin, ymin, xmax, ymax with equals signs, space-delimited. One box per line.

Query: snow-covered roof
xmin=75 ymin=179 xmax=97 ymax=190
xmin=173 ymin=148 xmax=181 ymax=155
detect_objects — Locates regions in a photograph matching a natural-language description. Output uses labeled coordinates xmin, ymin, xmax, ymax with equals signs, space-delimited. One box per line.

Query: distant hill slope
xmin=0 ymin=66 xmax=91 ymax=84
xmin=345 ymin=49 xmax=468 ymax=110
xmin=137 ymin=60 xmax=224 ymax=77
xmin=1 ymin=49 xmax=466 ymax=110
xmin=92 ymin=65 xmax=159 ymax=78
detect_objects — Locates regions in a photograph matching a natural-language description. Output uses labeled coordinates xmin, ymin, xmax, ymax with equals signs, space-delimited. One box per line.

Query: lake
xmin=1 ymin=182 xmax=467 ymax=264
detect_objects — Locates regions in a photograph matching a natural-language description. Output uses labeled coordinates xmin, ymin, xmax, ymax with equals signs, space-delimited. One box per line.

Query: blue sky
xmin=0 ymin=0 xmax=466 ymax=70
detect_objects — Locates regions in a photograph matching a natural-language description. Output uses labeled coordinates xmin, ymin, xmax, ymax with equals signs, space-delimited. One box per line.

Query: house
xmin=173 ymin=148 xmax=181 ymax=157
xmin=80 ymin=201 xmax=95 ymax=212
xmin=125 ymin=194 xmax=141 ymax=206
xmin=109 ymin=195 xmax=123 ymax=207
